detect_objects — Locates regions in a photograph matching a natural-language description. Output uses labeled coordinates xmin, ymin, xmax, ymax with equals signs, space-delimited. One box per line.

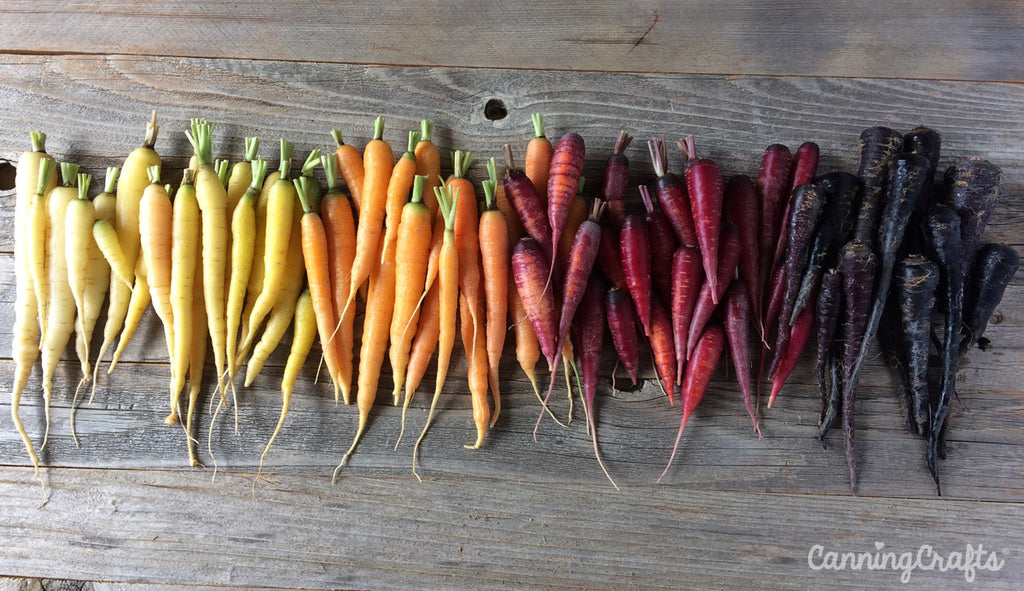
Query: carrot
xmin=295 ymin=176 xmax=343 ymax=400
xmin=402 ymin=280 xmax=441 ymax=410
xmin=390 ymin=175 xmax=432 ymax=406
xmin=946 ymin=158 xmax=1001 ymax=277
xmin=723 ymin=175 xmax=760 ymax=331
xmin=227 ymin=137 xmax=261 ymax=214
xmin=556 ymin=178 xmax=589 ymax=275
xmin=78 ymin=168 xmax=116 ymax=401
xmin=381 ymin=131 xmax=420 ymax=265
xmin=319 ymin=152 xmax=357 ymax=404
xmin=768 ymin=299 xmax=816 ymax=407
xmin=238 ymin=139 xmax=296 ymax=358
xmin=723 ymin=278 xmax=759 ymax=435
xmin=901 ymin=128 xmax=940 ymax=254
xmin=185 ymin=260 xmax=208 ymax=467
xmin=649 ymin=296 xmax=677 ymax=403
xmin=512 ymin=237 xmax=559 ymax=372
xmin=12 ymin=142 xmax=55 ymax=480
xmin=659 ymin=323 xmax=725 ymax=482
xmin=502 ymin=145 xmax=552 ymax=255
xmin=686 ymin=223 xmax=741 ymax=361
xmin=961 ymin=243 xmax=1019 ymax=355
xmin=40 ymin=163 xmax=81 ymax=447
xmin=331 ymin=128 xmax=366 ymax=214
xmin=526 ymin=113 xmax=553 ymax=206
xmin=138 ymin=166 xmax=175 ymax=374
xmin=602 ymin=287 xmax=637 ymax=387
xmin=853 ymin=127 xmax=904 ymax=244
xmin=461 ymin=291 xmax=491 ymax=449
xmin=620 ymin=213 xmax=652 ymax=335
xmin=414 ymin=120 xmax=441 ymax=219
xmin=770 ymin=142 xmax=820 ymax=273
xmin=479 ymin=166 xmax=510 ymax=425
xmin=546 ymin=132 xmax=586 ymax=287
xmin=185 ymin=119 xmax=230 ymax=399
xmin=411 ymin=184 xmax=460 ymax=479
xmin=109 ymin=256 xmax=151 ymax=372
xmin=255 ymin=289 xmax=316 ymax=484
xmin=595 ymin=226 xmax=626 ymax=289
xmin=814 ymin=268 xmax=843 ymax=445
xmin=90 ymin=167 xmax=129 ymax=292
xmin=651 ymin=136 xmax=697 ymax=247
xmin=575 ymin=275 xmax=618 ymax=488
xmin=297 ymin=148 xmax=323 ymax=213
xmin=756 ymin=144 xmax=793 ymax=295
xmin=602 ymin=130 xmax=632 ymax=229
xmin=64 ymin=172 xmax=96 ymax=391
xmin=684 ymin=149 xmax=725 ymax=302
xmin=895 ymin=255 xmax=939 ymax=436
xmin=224 ymin=159 xmax=268 ymax=387
xmin=639 ymin=185 xmax=677 ymax=306
xmin=342 ymin=116 xmax=393 ymax=321
xmin=28 ymin=162 xmax=55 ymax=343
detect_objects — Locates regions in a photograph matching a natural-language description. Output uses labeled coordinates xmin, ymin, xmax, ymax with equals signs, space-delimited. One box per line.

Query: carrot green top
xmin=451 ymin=150 xmax=474 ymax=180
xmin=321 ymin=153 xmax=339 ymax=191
xmin=300 ymin=148 xmax=321 ymax=177
xmin=215 ymin=159 xmax=230 ymax=188
xmin=372 ymin=116 xmax=385 ymax=141
xmin=30 ymin=131 xmax=47 ymax=153
xmin=248 ymin=158 xmax=268 ymax=193
xmin=103 ymin=167 xmax=119 ymax=195
xmin=143 ymin=110 xmax=159 ymax=149
xmin=410 ymin=175 xmax=427 ymax=205
xmin=244 ymin=137 xmax=261 ymax=163
xmin=61 ymin=163 xmax=80 ymax=187
xmin=146 ymin=165 xmax=160 ymax=185
xmin=435 ymin=182 xmax=459 ymax=233
xmin=420 ymin=120 xmax=434 ymax=144
xmin=185 ymin=119 xmax=214 ymax=167
xmin=34 ymin=158 xmax=55 ymax=196
xmin=294 ymin=176 xmax=315 ymax=214
xmin=531 ymin=113 xmax=545 ymax=139
xmin=277 ymin=139 xmax=294 ymax=180
xmin=402 ymin=131 xmax=421 ymax=159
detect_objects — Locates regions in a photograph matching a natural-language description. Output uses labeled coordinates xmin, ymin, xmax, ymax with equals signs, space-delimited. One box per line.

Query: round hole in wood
xmin=0 ymin=160 xmax=15 ymax=191
xmin=484 ymin=98 xmax=508 ymax=121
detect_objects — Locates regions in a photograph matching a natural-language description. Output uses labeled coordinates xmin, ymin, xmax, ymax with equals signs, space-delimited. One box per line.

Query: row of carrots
xmin=9 ymin=113 xmax=1015 ymax=493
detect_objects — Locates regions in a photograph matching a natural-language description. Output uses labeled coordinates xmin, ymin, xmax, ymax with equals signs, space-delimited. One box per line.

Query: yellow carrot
xmin=167 ymin=169 xmax=200 ymax=425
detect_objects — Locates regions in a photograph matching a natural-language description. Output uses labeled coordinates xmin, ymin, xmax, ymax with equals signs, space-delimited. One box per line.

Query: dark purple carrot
xmin=620 ymin=213 xmax=652 ymax=335
xmin=602 ymin=130 xmax=632 ymax=230
xmin=596 ymin=224 xmax=626 ymax=289
xmin=659 ymin=323 xmax=725 ymax=482
xmin=923 ymin=205 xmax=963 ymax=494
xmin=671 ymin=245 xmax=702 ymax=379
xmin=768 ymin=299 xmax=815 ymax=407
xmin=895 ymin=255 xmax=940 ymax=437
xmin=791 ymin=224 xmax=834 ymax=325
xmin=547 ymin=133 xmax=586 ymax=286
xmin=724 ymin=175 xmax=761 ymax=330
xmin=503 ymin=145 xmax=552 ymax=255
xmin=839 ymin=240 xmax=877 ymax=494
xmin=606 ymin=287 xmax=640 ymax=385
xmin=650 ymin=136 xmax=698 ymax=247
xmin=877 ymin=292 xmax=916 ymax=434
xmin=769 ymin=183 xmax=825 ymax=379
xmin=852 ymin=126 xmax=904 ymax=244
xmin=945 ymin=158 xmax=1001 ymax=277
xmin=575 ymin=274 xmax=618 ymax=489
xmin=649 ymin=295 xmax=677 ymax=403
xmin=961 ymin=243 xmax=1020 ymax=355
xmin=724 ymin=278 xmax=759 ymax=435
xmin=757 ymin=144 xmax=793 ymax=295
xmin=770 ymin=142 xmax=819 ymax=271
xmin=815 ymin=268 xmax=843 ymax=445
xmin=512 ymin=237 xmax=559 ymax=371
xmin=686 ymin=153 xmax=725 ymax=302
xmin=640 ymin=185 xmax=678 ymax=304
xmin=686 ymin=223 xmax=741 ymax=361
xmin=903 ymin=126 xmax=941 ymax=208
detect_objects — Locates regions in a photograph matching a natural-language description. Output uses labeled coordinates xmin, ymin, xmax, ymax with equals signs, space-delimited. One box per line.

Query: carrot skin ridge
xmin=671 ymin=246 xmax=703 ymax=379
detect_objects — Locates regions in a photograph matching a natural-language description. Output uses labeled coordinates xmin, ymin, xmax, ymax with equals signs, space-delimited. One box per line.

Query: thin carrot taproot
xmin=461 ymin=291 xmax=491 ymax=448
xmin=185 ymin=257 xmax=208 ymax=467
xmin=331 ymin=128 xmax=365 ymax=213
xmin=320 ymin=152 xmax=357 ymax=404
xmin=78 ymin=167 xmax=116 ymax=397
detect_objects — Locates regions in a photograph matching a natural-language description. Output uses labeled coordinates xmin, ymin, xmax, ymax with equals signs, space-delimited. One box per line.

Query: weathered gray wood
xmin=0 ymin=1 xmax=1021 ymax=82
xmin=1 ymin=467 xmax=1022 ymax=590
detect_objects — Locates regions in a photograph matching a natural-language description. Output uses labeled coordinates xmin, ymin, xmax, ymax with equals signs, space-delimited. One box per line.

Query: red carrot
xmin=503 ymin=145 xmax=552 ymax=256
xmin=602 ymin=130 xmax=632 ymax=229
xmin=768 ymin=299 xmax=816 ymax=407
xmin=595 ymin=225 xmax=626 ymax=289
xmin=723 ymin=278 xmax=759 ymax=435
xmin=685 ymin=150 xmax=725 ymax=302
xmin=724 ymin=175 xmax=760 ymax=330
xmin=650 ymin=136 xmax=697 ymax=247
xmin=575 ymin=274 xmax=618 ymax=489
xmin=547 ymin=132 xmax=586 ymax=286
xmin=686 ymin=222 xmax=741 ymax=361
xmin=771 ymin=142 xmax=820 ymax=269
xmin=554 ymin=200 xmax=604 ymax=364
xmin=757 ymin=144 xmax=792 ymax=296
xmin=648 ymin=296 xmax=677 ymax=403
xmin=512 ymin=237 xmax=559 ymax=372
xmin=620 ymin=213 xmax=652 ymax=335
xmin=659 ymin=323 xmax=725 ymax=482
xmin=605 ymin=287 xmax=640 ymax=386
xmin=671 ymin=245 xmax=702 ymax=379
xmin=640 ymin=185 xmax=678 ymax=304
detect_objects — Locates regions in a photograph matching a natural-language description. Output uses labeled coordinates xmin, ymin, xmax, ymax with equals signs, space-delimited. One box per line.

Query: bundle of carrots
xmin=8 ymin=112 xmax=1016 ymax=495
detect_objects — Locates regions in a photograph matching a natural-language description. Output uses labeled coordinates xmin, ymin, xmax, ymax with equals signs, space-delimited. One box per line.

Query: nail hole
xmin=484 ymin=98 xmax=508 ymax=121
xmin=0 ymin=160 xmax=15 ymax=191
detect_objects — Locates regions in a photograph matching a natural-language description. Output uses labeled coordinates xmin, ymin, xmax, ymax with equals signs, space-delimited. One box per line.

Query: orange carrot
xmin=526 ymin=113 xmax=553 ymax=206
xmin=461 ymin=291 xmax=490 ymax=448
xmin=320 ymin=152 xmax=357 ymax=404
xmin=447 ymin=150 xmax=483 ymax=345
xmin=414 ymin=120 xmax=441 ymax=219
xmin=331 ymin=128 xmax=365 ymax=214
xmin=381 ymin=130 xmax=420 ymax=264
xmin=479 ymin=159 xmax=509 ymax=426
xmin=556 ymin=177 xmax=588 ymax=274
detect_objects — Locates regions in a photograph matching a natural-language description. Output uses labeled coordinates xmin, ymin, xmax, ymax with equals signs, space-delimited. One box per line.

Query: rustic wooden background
xmin=1 ymin=2 xmax=1023 ymax=590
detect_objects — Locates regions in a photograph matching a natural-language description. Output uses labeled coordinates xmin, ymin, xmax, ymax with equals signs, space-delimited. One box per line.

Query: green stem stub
xmin=181 ymin=168 xmax=195 ymax=186
xmin=531 ymin=113 xmax=545 ymax=138
xmin=577 ymin=176 xmax=585 ymax=196
xmin=244 ymin=137 xmax=260 ymax=162
xmin=249 ymin=157 xmax=268 ymax=192
xmin=278 ymin=139 xmax=294 ymax=179
xmin=482 ymin=180 xmax=496 ymax=210
xmin=451 ymin=150 xmax=474 ymax=180
xmin=104 ymin=167 xmax=119 ymax=194
xmin=420 ymin=120 xmax=434 ymax=144
xmin=146 ymin=164 xmax=161 ymax=185
xmin=144 ymin=110 xmax=160 ymax=149
xmin=77 ymin=174 xmax=92 ymax=200
xmin=301 ymin=148 xmax=322 ymax=177
xmin=215 ymin=159 xmax=230 ymax=188
xmin=330 ymin=129 xmax=345 ymax=148
xmin=30 ymin=131 xmax=47 ymax=154
xmin=294 ymin=176 xmax=313 ymax=214
xmin=185 ymin=119 xmax=214 ymax=167
xmin=411 ymin=175 xmax=427 ymax=204
xmin=35 ymin=159 xmax=55 ymax=195
xmin=321 ymin=153 xmax=339 ymax=191
xmin=61 ymin=163 xmax=81 ymax=187
xmin=405 ymin=130 xmax=421 ymax=156
xmin=435 ymin=182 xmax=459 ymax=232
xmin=372 ymin=116 xmax=385 ymax=141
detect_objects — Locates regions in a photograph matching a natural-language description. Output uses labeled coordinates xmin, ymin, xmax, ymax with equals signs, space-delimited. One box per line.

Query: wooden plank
xmin=0 ymin=1 xmax=1021 ymax=82
xmin=1 ymin=467 xmax=1022 ymax=590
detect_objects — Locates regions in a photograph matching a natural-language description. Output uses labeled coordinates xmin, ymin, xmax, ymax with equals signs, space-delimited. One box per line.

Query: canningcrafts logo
xmin=807 ymin=541 xmax=1007 ymax=583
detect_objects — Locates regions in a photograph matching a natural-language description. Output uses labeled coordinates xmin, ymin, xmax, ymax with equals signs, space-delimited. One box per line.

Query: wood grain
xmin=2 ymin=467 xmax=1023 ymax=590
xmin=0 ymin=1 xmax=1021 ymax=82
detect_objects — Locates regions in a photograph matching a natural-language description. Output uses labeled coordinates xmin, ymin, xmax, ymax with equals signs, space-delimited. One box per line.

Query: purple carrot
xmin=961 ymin=243 xmax=1020 ymax=356
xmin=945 ymin=158 xmax=1001 ymax=277
xmin=620 ymin=213 xmax=652 ymax=335
xmin=640 ymin=185 xmax=678 ymax=304
xmin=895 ymin=255 xmax=940 ymax=437
xmin=602 ymin=130 xmax=632 ymax=230
xmin=512 ymin=237 xmax=559 ymax=371
xmin=575 ymin=274 xmax=618 ymax=489
xmin=685 ymin=151 xmax=725 ymax=302
xmin=596 ymin=224 xmax=626 ymax=289
xmin=852 ymin=126 xmax=904 ymax=244
xmin=723 ymin=278 xmax=759 ymax=435
xmin=606 ymin=287 xmax=640 ymax=385
xmin=649 ymin=136 xmax=698 ymax=247
xmin=671 ymin=245 xmax=702 ymax=379
xmin=757 ymin=144 xmax=793 ymax=296
xmin=686 ymin=222 xmax=741 ymax=361
xmin=503 ymin=145 xmax=552 ymax=256
xmin=554 ymin=200 xmax=604 ymax=362
xmin=771 ymin=142 xmax=819 ymax=270
xmin=724 ymin=175 xmax=761 ymax=332
xmin=815 ymin=268 xmax=843 ymax=445
xmin=547 ymin=132 xmax=586 ymax=287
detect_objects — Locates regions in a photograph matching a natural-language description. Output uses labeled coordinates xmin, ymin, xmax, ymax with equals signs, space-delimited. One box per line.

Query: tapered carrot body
xmin=659 ymin=323 xmax=725 ymax=482
xmin=815 ymin=268 xmax=843 ymax=444
xmin=575 ymin=275 xmax=618 ymax=488
xmin=686 ymin=223 xmax=741 ymax=361
xmin=671 ymin=246 xmax=702 ymax=378
xmin=139 ymin=166 xmax=175 ymax=366
xmin=556 ymin=190 xmax=589 ymax=275
xmin=110 ymin=258 xmax=150 ymax=371
xmin=512 ymin=237 xmax=559 ymax=371
xmin=756 ymin=144 xmax=792 ymax=294
xmin=184 ymin=260 xmax=207 ymax=467
xmin=479 ymin=166 xmax=509 ymax=424
xmin=723 ymin=279 xmax=759 ymax=435
xmin=382 ymin=131 xmax=420 ymax=263
xmin=414 ymin=120 xmax=441 ymax=219
xmin=555 ymin=200 xmax=604 ymax=364
xmin=403 ymin=281 xmax=441 ymax=404
xmin=81 ymin=168 xmax=117 ymax=392
xmin=640 ymin=185 xmax=677 ymax=305
xmin=390 ymin=176 xmax=432 ymax=405
xmin=895 ymin=255 xmax=940 ymax=436
xmin=461 ymin=292 xmax=491 ymax=448
xmin=595 ymin=226 xmax=626 ymax=289
xmin=602 ymin=130 xmax=632 ymax=229
xmin=771 ymin=142 xmax=821 ymax=270
xmin=768 ymin=301 xmax=815 ymax=407
xmin=724 ymin=175 xmax=761 ymax=330
xmin=605 ymin=287 xmax=640 ymax=386
xmin=320 ymin=153 xmax=357 ymax=403
xmin=331 ymin=128 xmax=365 ymax=213
xmin=503 ymin=145 xmax=552 ymax=255
xmin=649 ymin=296 xmax=677 ymax=403
xmin=526 ymin=113 xmax=553 ymax=206
xmin=547 ymin=133 xmax=585 ymax=285
xmin=853 ymin=127 xmax=904 ymax=245
xmin=65 ymin=173 xmax=97 ymax=381
xmin=168 ymin=169 xmax=201 ymax=425
xmin=620 ymin=214 xmax=652 ymax=334
xmin=946 ymin=158 xmax=1001 ymax=278
xmin=651 ymin=136 xmax=697 ymax=247
xmin=686 ymin=156 xmax=725 ymax=302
